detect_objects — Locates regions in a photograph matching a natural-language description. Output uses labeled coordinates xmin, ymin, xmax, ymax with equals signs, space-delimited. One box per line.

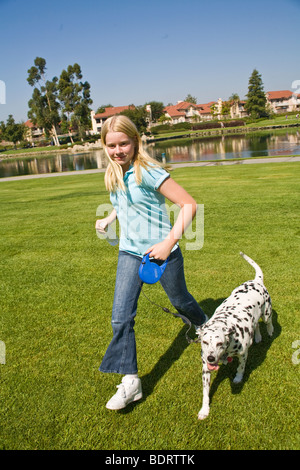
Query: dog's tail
xmin=240 ymin=252 xmax=264 ymax=282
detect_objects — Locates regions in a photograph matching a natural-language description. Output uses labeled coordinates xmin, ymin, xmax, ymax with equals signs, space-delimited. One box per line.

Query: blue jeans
xmin=99 ymin=247 xmax=206 ymax=374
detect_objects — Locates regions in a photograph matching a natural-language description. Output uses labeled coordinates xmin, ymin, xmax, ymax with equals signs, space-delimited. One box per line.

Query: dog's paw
xmin=198 ymin=407 xmax=209 ymax=420
xmin=255 ymin=332 xmax=262 ymax=343
xmin=267 ymin=323 xmax=274 ymax=337
xmin=233 ymin=374 xmax=243 ymax=384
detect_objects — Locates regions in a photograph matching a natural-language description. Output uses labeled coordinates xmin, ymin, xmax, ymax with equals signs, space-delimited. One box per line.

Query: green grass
xmin=247 ymin=114 xmax=300 ymax=127
xmin=0 ymin=145 xmax=67 ymax=157
xmin=0 ymin=163 xmax=299 ymax=450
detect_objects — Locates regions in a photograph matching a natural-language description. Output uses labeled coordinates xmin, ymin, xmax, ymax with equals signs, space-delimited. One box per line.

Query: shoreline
xmin=0 ymin=144 xmax=103 ymax=161
xmin=0 ymin=122 xmax=299 ymax=161
xmin=1 ymin=155 xmax=299 ymax=182
xmin=146 ymin=122 xmax=300 ymax=143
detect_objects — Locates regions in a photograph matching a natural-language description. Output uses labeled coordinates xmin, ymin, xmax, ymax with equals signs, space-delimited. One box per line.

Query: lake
xmin=1 ymin=128 xmax=300 ymax=178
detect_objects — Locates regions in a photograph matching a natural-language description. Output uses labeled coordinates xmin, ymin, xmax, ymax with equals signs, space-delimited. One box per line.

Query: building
xmin=24 ymin=119 xmax=44 ymax=142
xmin=230 ymin=100 xmax=247 ymax=119
xmin=163 ymin=101 xmax=200 ymax=125
xmin=90 ymin=105 xmax=135 ymax=134
xmin=265 ymin=90 xmax=300 ymax=114
xmin=163 ymin=99 xmax=246 ymax=123
xmin=90 ymin=89 xmax=300 ymax=135
xmin=196 ymin=102 xmax=216 ymax=120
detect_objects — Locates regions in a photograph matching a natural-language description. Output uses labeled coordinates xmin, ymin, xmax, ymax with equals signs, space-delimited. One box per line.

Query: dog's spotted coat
xmin=198 ymin=252 xmax=273 ymax=420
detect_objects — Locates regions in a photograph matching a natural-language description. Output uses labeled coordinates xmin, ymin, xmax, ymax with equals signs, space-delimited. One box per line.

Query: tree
xmin=144 ymin=101 xmax=164 ymax=122
xmin=158 ymin=115 xmax=171 ymax=124
xmin=185 ymin=94 xmax=197 ymax=104
xmin=72 ymin=78 xmax=93 ymax=140
xmin=58 ymin=63 xmax=93 ymax=141
xmin=27 ymin=57 xmax=60 ymax=145
xmin=0 ymin=115 xmax=25 ymax=148
xmin=244 ymin=69 xmax=268 ymax=119
xmin=229 ymin=93 xmax=240 ymax=103
xmin=229 ymin=93 xmax=241 ymax=119
xmin=221 ymin=101 xmax=231 ymax=116
xmin=96 ymin=104 xmax=113 ymax=114
xmin=120 ymin=106 xmax=148 ymax=134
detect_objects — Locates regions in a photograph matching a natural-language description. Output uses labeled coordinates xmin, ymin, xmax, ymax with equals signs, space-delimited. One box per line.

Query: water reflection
xmin=0 ymin=150 xmax=107 ymax=178
xmin=0 ymin=130 xmax=300 ymax=178
xmin=147 ymin=130 xmax=300 ymax=163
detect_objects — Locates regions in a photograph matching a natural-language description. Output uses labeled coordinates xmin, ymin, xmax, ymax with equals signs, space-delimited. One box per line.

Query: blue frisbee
xmin=138 ymin=254 xmax=169 ymax=284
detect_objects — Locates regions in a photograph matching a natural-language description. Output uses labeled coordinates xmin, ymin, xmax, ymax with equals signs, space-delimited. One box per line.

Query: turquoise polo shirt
xmin=110 ymin=164 xmax=176 ymax=257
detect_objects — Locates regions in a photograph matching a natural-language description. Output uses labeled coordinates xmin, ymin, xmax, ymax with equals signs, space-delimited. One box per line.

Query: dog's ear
xmin=222 ymin=326 xmax=235 ymax=339
xmin=228 ymin=327 xmax=236 ymax=340
xmin=197 ymin=329 xmax=203 ymax=340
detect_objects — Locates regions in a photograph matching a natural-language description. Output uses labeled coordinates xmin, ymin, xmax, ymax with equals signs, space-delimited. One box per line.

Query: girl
xmin=96 ymin=115 xmax=206 ymax=410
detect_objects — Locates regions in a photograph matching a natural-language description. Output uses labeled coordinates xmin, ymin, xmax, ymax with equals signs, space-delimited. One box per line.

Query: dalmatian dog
xmin=198 ymin=252 xmax=273 ymax=420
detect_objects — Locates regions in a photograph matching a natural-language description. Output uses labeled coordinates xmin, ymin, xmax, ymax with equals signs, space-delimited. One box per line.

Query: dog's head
xmin=199 ymin=324 xmax=234 ymax=371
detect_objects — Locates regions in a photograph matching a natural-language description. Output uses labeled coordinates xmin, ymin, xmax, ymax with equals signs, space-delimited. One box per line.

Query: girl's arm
xmin=144 ymin=177 xmax=198 ymax=260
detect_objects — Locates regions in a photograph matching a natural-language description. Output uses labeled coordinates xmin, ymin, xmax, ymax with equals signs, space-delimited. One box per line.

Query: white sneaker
xmin=106 ymin=377 xmax=143 ymax=410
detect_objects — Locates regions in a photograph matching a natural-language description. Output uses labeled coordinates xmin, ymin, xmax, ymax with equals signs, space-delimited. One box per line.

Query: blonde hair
xmin=101 ymin=115 xmax=162 ymax=192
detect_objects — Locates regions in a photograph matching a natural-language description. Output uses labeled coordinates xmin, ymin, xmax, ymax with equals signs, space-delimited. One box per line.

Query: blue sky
xmin=0 ymin=0 xmax=299 ymax=123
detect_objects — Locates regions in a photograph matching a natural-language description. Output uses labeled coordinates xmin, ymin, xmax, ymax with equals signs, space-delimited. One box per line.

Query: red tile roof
xmin=198 ymin=101 xmax=216 ymax=107
xmin=175 ymin=101 xmax=197 ymax=110
xmin=164 ymin=107 xmax=185 ymax=117
xmin=164 ymin=101 xmax=197 ymax=117
xmin=196 ymin=102 xmax=216 ymax=114
xmin=94 ymin=105 xmax=135 ymax=119
xmin=266 ymin=90 xmax=293 ymax=100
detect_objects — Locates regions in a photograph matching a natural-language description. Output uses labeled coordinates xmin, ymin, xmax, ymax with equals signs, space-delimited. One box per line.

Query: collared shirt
xmin=110 ymin=164 xmax=176 ymax=257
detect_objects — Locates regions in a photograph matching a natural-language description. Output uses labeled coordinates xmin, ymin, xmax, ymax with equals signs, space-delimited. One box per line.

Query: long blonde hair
xmin=101 ymin=115 xmax=162 ymax=192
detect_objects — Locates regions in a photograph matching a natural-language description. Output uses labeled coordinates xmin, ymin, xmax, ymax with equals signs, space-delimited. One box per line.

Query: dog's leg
xmin=255 ymin=322 xmax=262 ymax=343
xmin=233 ymin=350 xmax=248 ymax=383
xmin=266 ymin=317 xmax=274 ymax=337
xmin=198 ymin=364 xmax=211 ymax=420
xmin=262 ymin=299 xmax=274 ymax=337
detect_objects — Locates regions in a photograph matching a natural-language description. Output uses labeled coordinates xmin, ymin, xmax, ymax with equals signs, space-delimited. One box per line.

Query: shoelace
xmin=116 ymin=384 xmax=126 ymax=398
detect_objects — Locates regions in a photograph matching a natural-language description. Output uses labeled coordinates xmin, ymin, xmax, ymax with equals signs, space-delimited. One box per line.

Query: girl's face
xmin=105 ymin=131 xmax=136 ymax=174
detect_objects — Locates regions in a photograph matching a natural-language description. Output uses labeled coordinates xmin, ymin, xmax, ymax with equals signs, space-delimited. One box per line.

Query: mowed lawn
xmin=0 ymin=162 xmax=299 ymax=450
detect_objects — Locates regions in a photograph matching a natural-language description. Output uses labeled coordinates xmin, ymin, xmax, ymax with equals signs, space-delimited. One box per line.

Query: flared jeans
xmin=99 ymin=247 xmax=205 ymax=375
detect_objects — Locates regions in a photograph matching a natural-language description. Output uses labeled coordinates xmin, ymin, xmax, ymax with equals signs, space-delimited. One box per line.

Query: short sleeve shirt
xmin=110 ymin=164 xmax=176 ymax=257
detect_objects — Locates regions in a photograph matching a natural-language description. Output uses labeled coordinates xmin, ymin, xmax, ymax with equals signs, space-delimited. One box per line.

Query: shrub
xmin=172 ymin=122 xmax=192 ymax=130
xmin=223 ymin=120 xmax=246 ymax=128
xmin=191 ymin=120 xmax=245 ymax=130
xmin=151 ymin=122 xmax=192 ymax=135
xmin=151 ymin=124 xmax=172 ymax=135
xmin=191 ymin=121 xmax=221 ymax=130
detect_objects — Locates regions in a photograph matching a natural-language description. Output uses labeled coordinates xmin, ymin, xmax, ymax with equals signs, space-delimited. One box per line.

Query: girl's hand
xmin=95 ymin=209 xmax=117 ymax=234
xmin=144 ymin=240 xmax=173 ymax=261
xmin=95 ymin=218 xmax=109 ymax=234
